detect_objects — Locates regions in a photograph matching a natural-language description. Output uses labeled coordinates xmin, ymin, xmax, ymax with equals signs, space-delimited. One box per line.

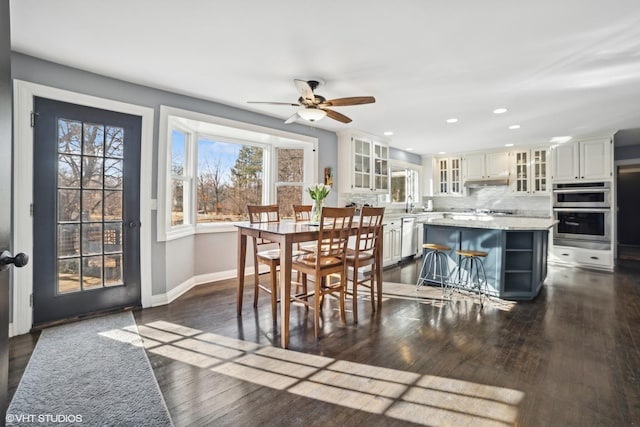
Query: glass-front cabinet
xmin=353 ymin=136 xmax=372 ymax=190
xmin=435 ymin=156 xmax=462 ymax=195
xmin=511 ymin=147 xmax=549 ymax=194
xmin=338 ymin=131 xmax=390 ymax=194
xmin=373 ymin=143 xmax=389 ymax=191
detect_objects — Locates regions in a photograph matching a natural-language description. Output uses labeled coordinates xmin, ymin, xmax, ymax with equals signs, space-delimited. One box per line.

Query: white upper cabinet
xmin=511 ymin=147 xmax=549 ymax=194
xmin=337 ymin=131 xmax=390 ymax=193
xmin=464 ymin=153 xmax=485 ymax=180
xmin=486 ymin=152 xmax=510 ymax=178
xmin=463 ymin=151 xmax=509 ymax=181
xmin=551 ymin=139 xmax=612 ymax=182
xmin=435 ymin=156 xmax=462 ymax=195
xmin=580 ymin=139 xmax=612 ymax=180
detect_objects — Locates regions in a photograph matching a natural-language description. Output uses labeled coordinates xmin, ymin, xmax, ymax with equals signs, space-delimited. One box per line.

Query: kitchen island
xmin=418 ymin=215 xmax=556 ymax=300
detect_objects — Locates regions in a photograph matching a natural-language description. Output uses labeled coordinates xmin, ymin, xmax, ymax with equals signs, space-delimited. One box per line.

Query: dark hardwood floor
xmin=8 ymin=259 xmax=640 ymax=426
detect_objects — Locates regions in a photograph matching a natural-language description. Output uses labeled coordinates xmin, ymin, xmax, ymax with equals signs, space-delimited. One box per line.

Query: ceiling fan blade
xmin=247 ymin=101 xmax=300 ymax=106
xmin=324 ymin=108 xmax=352 ymax=123
xmin=294 ymin=79 xmax=315 ymax=102
xmin=322 ymin=96 xmax=376 ymax=107
xmin=284 ymin=112 xmax=299 ymax=124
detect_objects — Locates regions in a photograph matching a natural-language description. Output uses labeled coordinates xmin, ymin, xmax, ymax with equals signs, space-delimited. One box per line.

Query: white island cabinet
xmin=337 ymin=130 xmax=390 ymax=194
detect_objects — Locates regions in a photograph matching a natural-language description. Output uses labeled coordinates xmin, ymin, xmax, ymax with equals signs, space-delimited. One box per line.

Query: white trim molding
xmin=150 ymin=267 xmax=257 ymax=307
xmin=11 ymin=80 xmax=154 ymax=336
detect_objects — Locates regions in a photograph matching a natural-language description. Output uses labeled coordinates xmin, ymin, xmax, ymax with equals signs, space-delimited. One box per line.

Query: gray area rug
xmin=7 ymin=312 xmax=173 ymax=427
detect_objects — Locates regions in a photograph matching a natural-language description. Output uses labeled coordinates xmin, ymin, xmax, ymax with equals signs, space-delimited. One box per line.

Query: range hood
xmin=464 ymin=178 xmax=509 ymax=188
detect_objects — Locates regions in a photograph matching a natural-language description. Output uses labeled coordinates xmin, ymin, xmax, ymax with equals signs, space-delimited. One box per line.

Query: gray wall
xmin=390 ymin=147 xmax=421 ymax=165
xmin=614 ymin=129 xmax=640 ymax=161
xmin=11 ymin=53 xmax=338 ymax=296
xmin=615 ymin=145 xmax=640 ymax=161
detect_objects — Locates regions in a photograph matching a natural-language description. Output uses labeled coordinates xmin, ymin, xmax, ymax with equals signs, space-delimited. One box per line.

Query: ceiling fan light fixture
xmin=298 ymin=108 xmax=327 ymax=122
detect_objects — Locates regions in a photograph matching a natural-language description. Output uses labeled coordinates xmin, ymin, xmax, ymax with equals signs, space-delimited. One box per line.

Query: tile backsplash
xmin=425 ymin=186 xmax=551 ymax=217
xmin=339 ymin=186 xmax=551 ymax=217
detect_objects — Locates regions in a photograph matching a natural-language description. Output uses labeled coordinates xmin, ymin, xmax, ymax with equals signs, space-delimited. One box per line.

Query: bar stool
xmin=452 ymin=249 xmax=489 ymax=307
xmin=416 ymin=243 xmax=451 ymax=292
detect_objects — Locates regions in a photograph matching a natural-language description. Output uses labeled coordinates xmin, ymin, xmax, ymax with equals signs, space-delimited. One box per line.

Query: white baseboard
xmin=151 ymin=266 xmax=262 ymax=307
xmin=9 ymin=322 xmax=15 ymax=338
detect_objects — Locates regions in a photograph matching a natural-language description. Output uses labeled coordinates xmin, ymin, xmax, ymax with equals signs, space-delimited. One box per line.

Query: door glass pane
xmin=82 ymin=223 xmax=103 ymax=256
xmin=58 ymin=190 xmax=81 ymax=221
xmin=58 ymin=155 xmax=81 ymax=188
xmin=82 ymin=256 xmax=103 ymax=290
xmin=104 ymin=190 xmax=123 ymax=221
xmin=104 ymin=223 xmax=122 ymax=253
xmin=58 ymin=258 xmax=81 ymax=294
xmin=58 ymin=224 xmax=80 ymax=257
xmin=104 ymin=158 xmax=123 ymax=189
xmin=82 ymin=190 xmax=103 ymax=222
xmin=105 ymin=255 xmax=123 ymax=286
xmin=105 ymin=126 xmax=124 ymax=158
xmin=82 ymin=156 xmax=103 ymax=188
xmin=57 ymin=119 xmax=82 ymax=154
xmin=83 ymin=123 xmax=104 ymax=156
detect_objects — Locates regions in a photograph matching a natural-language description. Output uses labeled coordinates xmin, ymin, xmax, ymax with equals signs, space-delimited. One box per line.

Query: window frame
xmin=388 ymin=159 xmax=421 ymax=206
xmin=158 ymin=106 xmax=318 ymax=241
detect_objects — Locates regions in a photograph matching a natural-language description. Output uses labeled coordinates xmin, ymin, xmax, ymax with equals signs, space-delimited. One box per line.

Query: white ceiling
xmin=10 ymin=0 xmax=640 ymax=155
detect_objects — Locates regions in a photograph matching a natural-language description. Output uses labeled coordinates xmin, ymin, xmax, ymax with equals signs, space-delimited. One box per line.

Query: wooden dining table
xmin=236 ymin=220 xmax=383 ymax=348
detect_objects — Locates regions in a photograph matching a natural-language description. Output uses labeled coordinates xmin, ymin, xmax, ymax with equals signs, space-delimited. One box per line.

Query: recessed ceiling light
xmin=508 ymin=125 xmax=521 ymax=130
xmin=406 ymin=147 xmax=414 ymax=151
xmin=493 ymin=108 xmax=508 ymax=114
xmin=550 ymin=136 xmax=572 ymax=143
xmin=505 ymin=143 xmax=514 ymax=147
xmin=438 ymin=151 xmax=446 ymax=155
xmin=383 ymin=131 xmax=394 ymax=136
xmin=446 ymin=118 xmax=458 ymax=123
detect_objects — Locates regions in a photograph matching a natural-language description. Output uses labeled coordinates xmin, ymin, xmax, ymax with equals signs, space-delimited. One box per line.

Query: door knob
xmin=0 ymin=251 xmax=29 ymax=271
xmin=127 ymin=220 xmax=141 ymax=228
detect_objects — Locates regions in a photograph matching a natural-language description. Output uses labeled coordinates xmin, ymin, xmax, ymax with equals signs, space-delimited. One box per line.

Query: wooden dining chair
xmin=343 ymin=206 xmax=385 ymax=323
xmin=290 ymin=207 xmax=356 ymax=339
xmin=292 ymin=204 xmax=312 ymax=222
xmin=247 ymin=204 xmax=281 ymax=320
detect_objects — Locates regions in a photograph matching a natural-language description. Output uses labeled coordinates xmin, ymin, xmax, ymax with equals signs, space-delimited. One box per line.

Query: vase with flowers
xmin=308 ymin=183 xmax=331 ymax=224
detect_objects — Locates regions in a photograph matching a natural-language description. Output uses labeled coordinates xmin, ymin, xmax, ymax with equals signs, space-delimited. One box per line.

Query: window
xmin=196 ymin=138 xmax=264 ymax=223
xmin=171 ymin=129 xmax=191 ymax=226
xmin=389 ymin=161 xmax=420 ymax=205
xmin=158 ymin=106 xmax=317 ymax=240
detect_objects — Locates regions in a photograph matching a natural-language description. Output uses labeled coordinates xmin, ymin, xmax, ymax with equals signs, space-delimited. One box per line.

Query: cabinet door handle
xmin=561 ymin=253 xmax=570 ymax=256
xmin=590 ymin=256 xmax=599 ymax=260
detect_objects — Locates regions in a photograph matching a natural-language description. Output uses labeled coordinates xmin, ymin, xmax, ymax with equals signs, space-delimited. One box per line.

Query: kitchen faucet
xmin=406 ymin=195 xmax=414 ymax=213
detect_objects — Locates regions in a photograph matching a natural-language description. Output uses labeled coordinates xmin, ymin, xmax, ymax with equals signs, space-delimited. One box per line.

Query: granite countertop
xmin=417 ymin=215 xmax=557 ymax=230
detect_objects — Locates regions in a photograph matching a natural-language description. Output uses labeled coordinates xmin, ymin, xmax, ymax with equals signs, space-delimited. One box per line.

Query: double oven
xmin=552 ymin=182 xmax=611 ymax=249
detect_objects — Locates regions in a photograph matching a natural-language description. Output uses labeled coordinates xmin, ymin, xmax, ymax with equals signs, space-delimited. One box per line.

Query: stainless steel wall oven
xmin=552 ymin=181 xmax=611 ymax=249
xmin=553 ymin=182 xmax=610 ymax=208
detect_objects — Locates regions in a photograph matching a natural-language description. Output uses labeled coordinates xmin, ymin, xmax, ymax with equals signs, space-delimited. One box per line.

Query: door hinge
xmin=30 ymin=203 xmax=33 ymax=216
xmin=29 ymin=294 xmax=33 ymax=307
xmin=30 ymin=111 xmax=38 ymax=127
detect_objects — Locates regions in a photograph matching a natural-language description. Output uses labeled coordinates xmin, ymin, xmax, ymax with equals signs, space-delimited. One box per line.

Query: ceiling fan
xmin=248 ymin=79 xmax=375 ymax=124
